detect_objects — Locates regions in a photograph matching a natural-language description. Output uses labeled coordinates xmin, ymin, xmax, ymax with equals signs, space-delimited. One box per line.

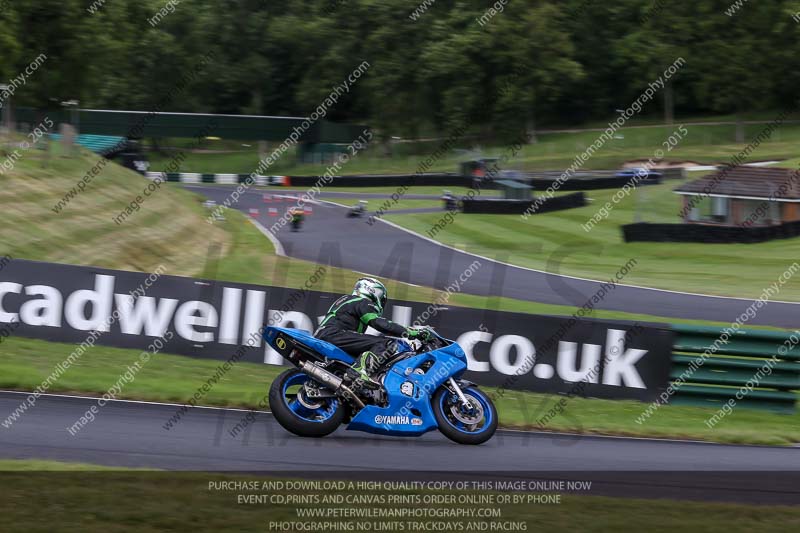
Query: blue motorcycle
xmin=263 ymin=326 xmax=497 ymax=445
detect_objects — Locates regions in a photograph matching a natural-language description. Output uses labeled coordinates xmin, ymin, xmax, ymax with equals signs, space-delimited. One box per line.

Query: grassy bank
xmin=1 ymin=141 xmax=229 ymax=276
xmin=1 ymin=336 xmax=797 ymax=445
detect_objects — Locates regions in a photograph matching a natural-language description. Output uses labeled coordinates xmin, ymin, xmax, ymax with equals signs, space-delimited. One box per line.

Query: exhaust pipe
xmin=300 ymin=361 xmax=365 ymax=409
xmin=300 ymin=361 xmax=343 ymax=390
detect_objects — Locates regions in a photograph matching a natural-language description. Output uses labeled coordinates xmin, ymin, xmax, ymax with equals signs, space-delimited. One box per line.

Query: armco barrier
xmin=670 ymin=324 xmax=799 ymax=412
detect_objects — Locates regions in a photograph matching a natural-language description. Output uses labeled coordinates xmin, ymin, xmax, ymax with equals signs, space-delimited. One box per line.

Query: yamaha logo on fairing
xmin=375 ymin=415 xmax=410 ymax=425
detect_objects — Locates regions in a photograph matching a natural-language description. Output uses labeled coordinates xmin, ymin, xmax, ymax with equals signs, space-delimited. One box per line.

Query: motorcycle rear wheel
xmin=269 ymin=369 xmax=345 ymax=438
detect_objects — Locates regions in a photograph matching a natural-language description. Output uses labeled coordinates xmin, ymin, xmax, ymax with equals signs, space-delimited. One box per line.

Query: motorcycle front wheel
xmin=432 ymin=385 xmax=498 ymax=445
xmin=268 ymin=369 xmax=345 ymax=438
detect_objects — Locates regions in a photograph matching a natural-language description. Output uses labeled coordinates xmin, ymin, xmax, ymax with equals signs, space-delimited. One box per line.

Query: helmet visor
xmin=378 ymin=290 xmax=387 ymax=310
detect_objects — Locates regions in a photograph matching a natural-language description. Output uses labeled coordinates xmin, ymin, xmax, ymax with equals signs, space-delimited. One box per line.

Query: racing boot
xmin=350 ymin=351 xmax=381 ymax=387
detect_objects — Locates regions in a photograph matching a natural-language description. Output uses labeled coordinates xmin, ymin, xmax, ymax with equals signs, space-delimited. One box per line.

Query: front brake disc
xmin=448 ymin=395 xmax=484 ymax=425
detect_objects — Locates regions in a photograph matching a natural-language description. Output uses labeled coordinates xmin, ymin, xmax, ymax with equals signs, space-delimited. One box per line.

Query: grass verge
xmin=0 ymin=460 xmax=150 ymax=471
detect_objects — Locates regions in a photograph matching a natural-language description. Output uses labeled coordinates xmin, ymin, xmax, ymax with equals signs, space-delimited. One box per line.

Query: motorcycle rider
xmin=314 ymin=277 xmax=431 ymax=385
xmin=441 ymin=190 xmax=457 ymax=211
xmin=289 ymin=207 xmax=304 ymax=231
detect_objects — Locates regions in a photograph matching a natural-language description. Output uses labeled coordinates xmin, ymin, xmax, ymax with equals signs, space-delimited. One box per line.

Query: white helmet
xmin=353 ymin=277 xmax=388 ymax=311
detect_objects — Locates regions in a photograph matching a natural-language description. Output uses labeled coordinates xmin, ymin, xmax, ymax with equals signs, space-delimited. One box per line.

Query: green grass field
xmin=2 ymin=466 xmax=797 ymax=533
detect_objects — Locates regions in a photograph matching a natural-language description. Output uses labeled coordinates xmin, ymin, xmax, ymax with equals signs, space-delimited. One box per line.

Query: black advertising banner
xmin=0 ymin=259 xmax=673 ymax=401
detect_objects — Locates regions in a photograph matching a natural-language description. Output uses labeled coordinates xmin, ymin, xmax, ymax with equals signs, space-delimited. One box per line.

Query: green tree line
xmin=1 ymin=0 xmax=799 ymax=141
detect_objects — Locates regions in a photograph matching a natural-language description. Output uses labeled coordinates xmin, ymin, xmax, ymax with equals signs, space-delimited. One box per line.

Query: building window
xmin=740 ymin=199 xmax=780 ymax=226
xmin=711 ymin=197 xmax=729 ymax=222
xmin=769 ymin=201 xmax=780 ymax=223
xmin=692 ymin=196 xmax=730 ymax=223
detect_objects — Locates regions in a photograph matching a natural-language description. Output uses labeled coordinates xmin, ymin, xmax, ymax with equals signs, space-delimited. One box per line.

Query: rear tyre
xmin=268 ymin=369 xmax=345 ymax=438
xmin=432 ymin=386 xmax=497 ymax=445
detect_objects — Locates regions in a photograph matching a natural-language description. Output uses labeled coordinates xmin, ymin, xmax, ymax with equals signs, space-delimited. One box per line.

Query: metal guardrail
xmin=670 ymin=324 xmax=799 ymax=413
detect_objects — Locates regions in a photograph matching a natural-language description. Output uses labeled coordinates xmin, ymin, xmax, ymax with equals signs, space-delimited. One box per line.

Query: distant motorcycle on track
xmin=289 ymin=207 xmax=304 ymax=231
xmin=263 ymin=326 xmax=498 ymax=445
xmin=346 ymin=200 xmax=368 ymax=218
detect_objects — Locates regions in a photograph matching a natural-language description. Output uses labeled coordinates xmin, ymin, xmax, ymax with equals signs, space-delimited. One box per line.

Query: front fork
xmin=448 ymin=377 xmax=472 ymax=408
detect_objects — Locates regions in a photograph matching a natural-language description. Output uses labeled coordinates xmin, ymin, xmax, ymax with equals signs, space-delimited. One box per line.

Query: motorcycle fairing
xmin=264 ymin=326 xmax=355 ymax=364
xmin=347 ymin=345 xmax=467 ymax=437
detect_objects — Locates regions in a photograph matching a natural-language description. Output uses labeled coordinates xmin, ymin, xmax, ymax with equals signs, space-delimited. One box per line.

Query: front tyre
xmin=433 ymin=386 xmax=498 ymax=445
xmin=268 ymin=369 xmax=345 ymax=438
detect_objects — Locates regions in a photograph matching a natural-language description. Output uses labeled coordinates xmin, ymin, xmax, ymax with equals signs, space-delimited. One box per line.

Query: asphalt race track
xmin=186 ymin=185 xmax=800 ymax=327
xmin=2 ymin=392 xmax=797 ymax=504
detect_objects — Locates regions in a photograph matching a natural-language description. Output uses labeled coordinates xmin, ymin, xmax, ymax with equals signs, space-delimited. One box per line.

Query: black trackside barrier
xmin=0 ymin=258 xmax=674 ymax=401
xmin=526 ymin=175 xmax=662 ymax=191
xmin=462 ymin=193 xmax=587 ymax=214
xmin=286 ymin=173 xmax=467 ymax=188
xmin=622 ymin=220 xmax=800 ymax=243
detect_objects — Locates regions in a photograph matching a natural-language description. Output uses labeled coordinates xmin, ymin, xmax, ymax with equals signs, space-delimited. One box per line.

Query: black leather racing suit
xmin=314 ymin=294 xmax=407 ymax=358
